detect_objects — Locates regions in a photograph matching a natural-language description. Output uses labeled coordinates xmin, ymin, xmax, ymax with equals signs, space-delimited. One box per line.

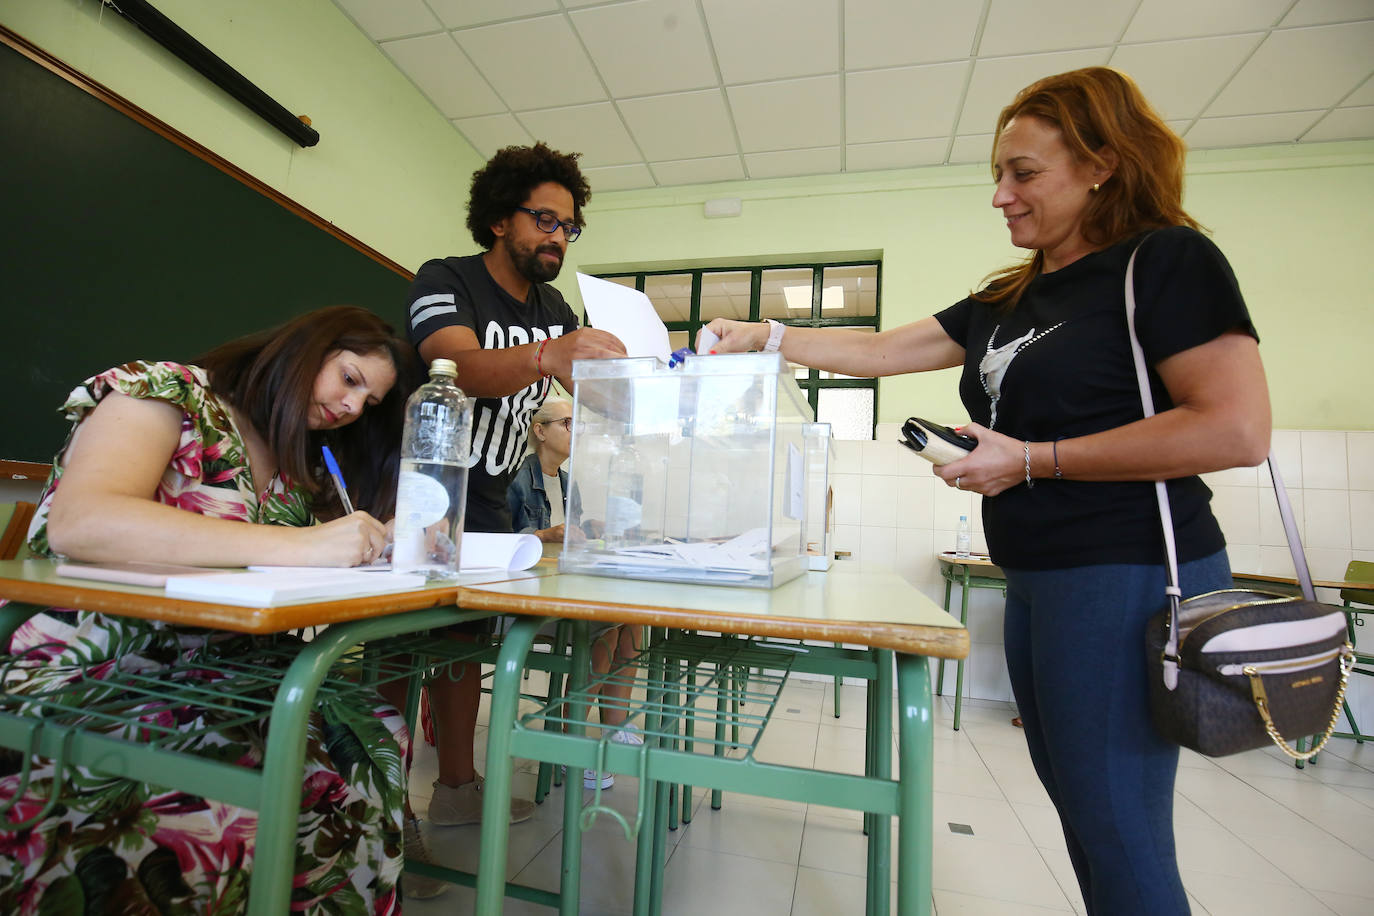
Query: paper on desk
xmin=460 ymin=532 xmax=543 ymax=570
xmin=576 ymin=272 xmax=671 ymax=362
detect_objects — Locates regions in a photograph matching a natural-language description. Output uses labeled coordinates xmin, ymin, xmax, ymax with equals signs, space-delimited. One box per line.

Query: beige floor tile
xmin=1174 ymin=826 xmax=1300 ymax=884
xmin=1242 ymin=833 xmax=1374 ymax=898
xmin=1010 ymin=801 xmax=1068 ymax=851
xmin=932 ymin=888 xmax=1072 ymax=913
xmin=1036 ymin=847 xmax=1086 ymax=915
xmin=932 ymin=834 xmax=1071 ymax=908
xmin=1311 ymin=888 xmax=1374 ymax=915
xmin=675 ymin=796 xmax=807 ymax=864
xmin=824 ymin=682 xmax=874 ymax=730
xmin=661 ymin=846 xmax=798 ymax=916
xmin=933 ymin=791 xmax=1033 ymax=846
xmin=1181 ymin=871 xmax=1337 ymax=916
xmin=791 ymin=867 xmax=897 ymax=916
xmin=798 ymin=810 xmax=897 ymax=877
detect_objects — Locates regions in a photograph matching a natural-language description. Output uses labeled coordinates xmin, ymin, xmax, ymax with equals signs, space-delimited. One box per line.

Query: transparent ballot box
xmin=561 ymin=352 xmax=813 ymax=588
xmin=804 ymin=422 xmax=836 ymax=571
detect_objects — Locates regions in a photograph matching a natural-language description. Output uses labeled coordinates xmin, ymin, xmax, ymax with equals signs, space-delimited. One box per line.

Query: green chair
xmin=0 ymin=501 xmax=37 ymax=560
xmin=1334 ymin=559 xmax=1374 ymax=743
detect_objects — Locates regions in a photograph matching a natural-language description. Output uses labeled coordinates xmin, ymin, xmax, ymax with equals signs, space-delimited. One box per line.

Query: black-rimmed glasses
xmin=514 ymin=206 xmax=582 ymax=242
xmin=541 ymin=417 xmax=572 ymax=431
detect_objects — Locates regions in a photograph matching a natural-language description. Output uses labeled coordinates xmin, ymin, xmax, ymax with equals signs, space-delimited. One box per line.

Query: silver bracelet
xmin=1024 ymin=441 xmax=1034 ymax=489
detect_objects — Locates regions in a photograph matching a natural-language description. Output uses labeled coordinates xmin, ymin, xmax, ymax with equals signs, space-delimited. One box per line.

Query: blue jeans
xmin=1001 ymin=549 xmax=1230 ymax=915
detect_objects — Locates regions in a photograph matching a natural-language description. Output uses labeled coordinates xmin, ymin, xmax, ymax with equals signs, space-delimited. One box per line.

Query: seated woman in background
xmin=1 ymin=306 xmax=425 ymax=912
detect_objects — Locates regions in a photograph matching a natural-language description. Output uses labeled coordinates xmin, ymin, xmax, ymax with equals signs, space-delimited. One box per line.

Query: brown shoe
xmin=427 ymin=774 xmax=535 ymax=826
xmin=1011 ymin=716 xmax=1023 ymax=728
xmin=402 ymin=816 xmax=449 ymax=900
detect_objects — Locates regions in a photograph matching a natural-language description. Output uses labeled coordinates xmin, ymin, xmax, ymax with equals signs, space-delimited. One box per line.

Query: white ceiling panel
xmin=1109 ymin=34 xmax=1264 ymax=120
xmin=381 ymin=33 xmax=503 ymax=119
xmin=650 ymin=156 xmax=746 ymax=186
xmin=979 ymin=0 xmax=1134 ymax=57
xmin=453 ymin=16 xmax=605 ymax=111
xmin=846 ymin=62 xmax=968 ymax=144
xmin=1186 ymin=111 xmax=1326 ymax=148
xmin=1281 ymin=0 xmax=1374 ymax=27
xmin=618 ymin=90 xmax=738 ymax=160
xmin=746 ymin=147 xmax=842 ymax=179
xmin=334 ymin=0 xmax=1374 ymax=191
xmin=957 ymin=49 xmax=1111 ymax=134
xmin=847 ymin=138 xmax=950 ymax=171
xmin=572 ymin=0 xmax=719 ymax=98
xmin=729 ymin=77 xmax=842 ymax=152
xmin=1207 ymin=21 xmax=1374 ymax=117
xmin=427 ymin=0 xmax=560 ymax=30
xmin=583 ymin=163 xmax=657 ymax=192
xmin=1123 ymin=0 xmax=1291 ymax=43
xmin=845 ymin=0 xmax=982 ymax=69
xmin=332 ymin=0 xmax=440 ymax=41
xmin=1304 ymin=106 xmax=1374 ymax=142
xmin=517 ymin=103 xmax=642 ymax=167
xmin=451 ymin=113 xmax=533 ymax=158
xmin=702 ymin=0 xmax=840 ymax=84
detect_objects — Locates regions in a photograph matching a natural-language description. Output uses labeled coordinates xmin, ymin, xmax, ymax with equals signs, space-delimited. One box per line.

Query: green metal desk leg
xmin=634 ymin=627 xmax=669 ymax=916
xmin=869 ymin=649 xmax=894 ymax=916
xmin=558 ymin=620 xmax=592 ymax=916
xmin=895 ymin=653 xmax=934 ymax=916
xmin=834 ymin=641 xmax=843 ymax=717
xmin=952 ymin=568 xmax=971 ymax=730
xmin=936 ymin=576 xmax=953 ymax=696
xmin=474 ymin=615 xmax=547 ymax=916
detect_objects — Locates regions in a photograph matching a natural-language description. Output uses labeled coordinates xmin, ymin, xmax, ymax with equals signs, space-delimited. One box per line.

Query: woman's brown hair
xmin=197 ymin=306 xmax=424 ymax=519
xmin=975 ymin=67 xmax=1200 ymax=307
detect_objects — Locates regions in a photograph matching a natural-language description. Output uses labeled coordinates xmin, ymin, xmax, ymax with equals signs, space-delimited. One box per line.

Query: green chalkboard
xmin=0 ymin=32 xmax=412 ymax=463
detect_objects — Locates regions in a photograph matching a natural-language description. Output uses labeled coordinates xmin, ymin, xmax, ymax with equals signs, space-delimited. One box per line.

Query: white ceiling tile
xmin=949 ymin=133 xmax=995 ymax=164
xmin=1281 ymin=0 xmax=1374 ymax=27
xmin=517 ymin=103 xmax=642 ymax=167
xmin=846 ymin=138 xmax=949 ymax=171
xmin=846 ymin=61 xmax=968 ymax=143
xmin=979 ymin=0 xmax=1135 ymax=57
xmin=650 ymin=156 xmax=747 ymax=186
xmin=453 ymin=16 xmax=606 ymax=110
xmin=427 ymin=0 xmax=560 ymax=30
xmin=618 ymin=90 xmax=738 ymax=160
xmin=332 ymin=0 xmax=440 ymax=41
xmin=728 ymin=77 xmax=841 ymax=152
xmin=1110 ymin=34 xmax=1264 ymax=120
xmin=583 ymin=163 xmax=657 ymax=192
xmin=1165 ymin=119 xmax=1191 ymax=136
xmin=957 ymin=49 xmax=1111 ymax=134
xmin=845 ymin=0 xmax=981 ymax=69
xmin=1346 ymin=76 xmax=1374 ymax=107
xmin=702 ymin=0 xmax=840 ymax=84
xmin=1303 ymin=106 xmax=1374 ymax=141
xmin=381 ymin=33 xmax=504 ymax=118
xmin=1209 ymin=22 xmax=1374 ymax=116
xmin=1123 ymin=0 xmax=1291 ymax=43
xmin=572 ymin=0 xmax=718 ymax=97
xmin=746 ymin=148 xmax=842 ymax=179
xmin=451 ymin=113 xmax=534 ymax=158
xmin=1186 ymin=111 xmax=1326 ymax=148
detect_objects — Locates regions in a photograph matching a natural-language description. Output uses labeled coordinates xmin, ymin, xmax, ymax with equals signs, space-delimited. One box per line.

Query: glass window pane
xmin=643 ymin=273 xmax=693 ymax=323
xmin=822 ymin=265 xmax=878 ymax=318
xmin=698 ymin=271 xmax=752 ymax=322
xmin=759 ymin=268 xmax=814 ymax=320
xmin=603 ymin=276 xmax=637 ymax=289
xmin=818 ymin=387 xmax=874 ymax=440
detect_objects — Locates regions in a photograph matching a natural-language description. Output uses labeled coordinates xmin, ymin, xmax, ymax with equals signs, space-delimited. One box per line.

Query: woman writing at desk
xmin=703 ymin=68 xmax=1270 ymax=914
xmin=2 ymin=306 xmax=424 ymax=912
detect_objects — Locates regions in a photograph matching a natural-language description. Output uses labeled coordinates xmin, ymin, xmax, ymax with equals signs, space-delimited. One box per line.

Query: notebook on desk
xmin=56 ymin=561 xmax=231 ymax=587
xmin=165 ymin=568 xmax=428 ymax=607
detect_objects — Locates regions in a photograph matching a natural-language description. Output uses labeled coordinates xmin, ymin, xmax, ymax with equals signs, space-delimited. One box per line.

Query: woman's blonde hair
xmin=527 ymin=397 xmax=572 ymax=453
xmin=975 ymin=67 xmax=1200 ymax=307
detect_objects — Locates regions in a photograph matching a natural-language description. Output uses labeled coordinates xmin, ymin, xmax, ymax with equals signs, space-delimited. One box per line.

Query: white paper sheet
xmin=576 ymin=272 xmax=671 ymax=362
xmin=459 ymin=532 xmax=543 ymax=571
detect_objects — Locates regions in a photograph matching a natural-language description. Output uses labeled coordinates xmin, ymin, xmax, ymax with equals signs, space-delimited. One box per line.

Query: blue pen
xmin=321 ymin=444 xmax=355 ymax=514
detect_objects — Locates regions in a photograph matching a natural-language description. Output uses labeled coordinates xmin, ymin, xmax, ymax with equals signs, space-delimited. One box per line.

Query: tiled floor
xmin=404 ymin=674 xmax=1374 ymax=915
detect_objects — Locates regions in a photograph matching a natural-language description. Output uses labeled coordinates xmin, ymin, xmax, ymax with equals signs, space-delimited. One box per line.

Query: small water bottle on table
xmin=955 ymin=514 xmax=971 ymax=559
xmin=393 ymin=358 xmax=473 ymax=579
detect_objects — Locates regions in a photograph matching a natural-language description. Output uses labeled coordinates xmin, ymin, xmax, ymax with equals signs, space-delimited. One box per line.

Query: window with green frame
xmin=595 ymin=261 xmax=880 ymax=440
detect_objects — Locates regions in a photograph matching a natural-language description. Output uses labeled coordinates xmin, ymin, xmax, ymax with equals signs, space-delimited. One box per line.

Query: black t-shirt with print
xmin=935 ymin=227 xmax=1257 ymax=570
xmin=405 ymin=254 xmax=579 ymax=533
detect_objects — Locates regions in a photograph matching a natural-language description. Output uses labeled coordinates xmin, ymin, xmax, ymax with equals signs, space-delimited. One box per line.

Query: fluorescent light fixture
xmin=782 ymin=285 xmax=845 ymax=312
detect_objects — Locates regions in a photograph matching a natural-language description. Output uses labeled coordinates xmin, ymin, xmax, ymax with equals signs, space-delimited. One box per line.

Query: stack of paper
xmin=166 ymin=568 xmax=427 ymax=607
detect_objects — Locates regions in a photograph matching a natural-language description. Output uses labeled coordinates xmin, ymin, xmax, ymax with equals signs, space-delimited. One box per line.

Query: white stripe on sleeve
xmin=409 ymin=292 xmax=456 ymax=319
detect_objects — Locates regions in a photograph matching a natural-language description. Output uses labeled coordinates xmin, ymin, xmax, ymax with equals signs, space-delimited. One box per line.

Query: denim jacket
xmin=506 ymin=453 xmax=579 ymax=535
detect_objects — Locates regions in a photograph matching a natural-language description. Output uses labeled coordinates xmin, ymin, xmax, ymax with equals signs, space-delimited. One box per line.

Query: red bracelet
xmin=534 ymin=339 xmax=551 ymax=378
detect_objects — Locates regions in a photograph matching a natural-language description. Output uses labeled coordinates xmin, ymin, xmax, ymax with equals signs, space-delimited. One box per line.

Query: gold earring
xmin=1091 ymin=183 xmax=1100 ymax=192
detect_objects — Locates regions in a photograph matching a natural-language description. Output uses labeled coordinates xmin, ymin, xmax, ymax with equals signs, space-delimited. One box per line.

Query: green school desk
xmin=459 ymin=567 xmax=968 ymax=916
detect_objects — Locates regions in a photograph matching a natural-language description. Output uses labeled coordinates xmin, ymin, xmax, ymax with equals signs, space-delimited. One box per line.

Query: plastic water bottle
xmin=955 ymin=515 xmax=972 ymax=559
xmin=393 ymin=359 xmax=473 ymax=579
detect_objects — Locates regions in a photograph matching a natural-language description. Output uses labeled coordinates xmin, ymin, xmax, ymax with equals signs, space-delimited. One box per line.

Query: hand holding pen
xmin=320 ymin=445 xmax=389 ymax=565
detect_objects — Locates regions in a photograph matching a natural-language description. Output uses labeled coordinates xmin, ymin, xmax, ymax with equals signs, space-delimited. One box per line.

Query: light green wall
xmin=5 ymin=0 xmax=1369 ymax=430
xmin=1 ymin=0 xmax=482 ymax=270
xmin=564 ymin=144 xmax=1374 ymax=430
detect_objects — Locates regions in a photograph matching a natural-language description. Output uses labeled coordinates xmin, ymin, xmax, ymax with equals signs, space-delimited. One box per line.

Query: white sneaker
xmin=583 ymin=768 xmax=614 ymax=789
xmin=611 ymin=725 xmax=644 ymax=746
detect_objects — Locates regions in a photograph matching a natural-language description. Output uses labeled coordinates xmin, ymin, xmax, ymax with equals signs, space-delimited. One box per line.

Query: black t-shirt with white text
xmin=935 ymin=227 xmax=1257 ymax=570
xmin=405 ymin=254 xmax=578 ymax=533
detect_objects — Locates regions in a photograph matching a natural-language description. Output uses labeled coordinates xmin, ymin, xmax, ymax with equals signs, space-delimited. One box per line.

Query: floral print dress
xmin=0 ymin=361 xmax=406 ymax=914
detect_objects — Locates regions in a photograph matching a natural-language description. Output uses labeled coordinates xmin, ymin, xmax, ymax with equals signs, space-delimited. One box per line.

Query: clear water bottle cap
xmin=959 ymin=515 xmax=967 ymax=521
xmin=429 ymin=358 xmax=458 ymax=379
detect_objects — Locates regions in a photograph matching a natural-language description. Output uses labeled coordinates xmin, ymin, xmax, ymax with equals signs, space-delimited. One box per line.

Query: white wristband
xmin=763 ymin=318 xmax=785 ymax=353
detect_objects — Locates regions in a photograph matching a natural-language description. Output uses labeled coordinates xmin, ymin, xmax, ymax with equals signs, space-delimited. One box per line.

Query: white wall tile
xmin=1303 ymin=489 xmax=1351 ymax=549
xmin=1264 ymin=430 xmax=1303 ymax=488
xmin=1351 ymin=491 xmax=1374 ymax=552
xmin=960 ymin=588 xmax=1008 ymax=644
xmin=1350 ymin=432 xmax=1374 ymax=491
xmin=1259 ymin=488 xmax=1305 ymax=546
xmin=894 ymin=527 xmax=938 ymax=599
xmin=1225 ymin=543 xmax=1261 ymax=576
xmin=832 ymin=439 xmax=861 ymax=474
xmin=932 ymin=482 xmax=975 ymax=530
xmin=858 ymin=525 xmax=897 ymax=569
xmin=1305 ymin=547 xmax=1354 ymax=582
xmin=860 ymin=474 xmax=899 ymax=528
xmin=1210 ymin=485 xmax=1261 ymax=547
xmin=833 ymin=524 xmax=860 ymax=553
xmin=966 ymin=642 xmax=1014 ymax=703
xmin=1259 ymin=545 xmax=1298 ymax=578
xmin=1203 ymin=463 xmax=1260 ymax=487
xmin=895 ymin=476 xmax=935 ymax=529
xmin=832 ymin=472 xmax=861 ymax=526
xmin=1300 ymin=430 xmax=1349 ymax=489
